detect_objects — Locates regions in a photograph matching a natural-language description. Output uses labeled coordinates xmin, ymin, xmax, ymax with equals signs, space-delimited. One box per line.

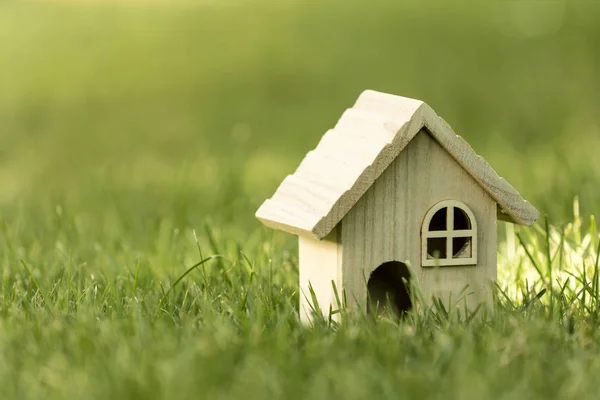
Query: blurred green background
xmin=2 ymin=3 xmax=600 ymax=398
xmin=1 ymin=1 xmax=599 ymax=233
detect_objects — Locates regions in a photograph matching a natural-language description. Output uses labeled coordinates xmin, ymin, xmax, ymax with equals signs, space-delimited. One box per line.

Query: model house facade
xmin=256 ymin=90 xmax=539 ymax=322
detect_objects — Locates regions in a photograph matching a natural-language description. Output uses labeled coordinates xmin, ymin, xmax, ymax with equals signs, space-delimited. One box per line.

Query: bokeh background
xmin=2 ymin=1 xmax=599 ymax=236
xmin=2 ymin=3 xmax=600 ymax=398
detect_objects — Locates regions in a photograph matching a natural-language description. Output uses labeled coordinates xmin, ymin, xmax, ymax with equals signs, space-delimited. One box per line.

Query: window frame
xmin=421 ymin=200 xmax=478 ymax=267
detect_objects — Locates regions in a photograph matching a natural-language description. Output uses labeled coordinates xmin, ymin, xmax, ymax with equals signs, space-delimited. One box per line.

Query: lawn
xmin=1 ymin=1 xmax=600 ymax=398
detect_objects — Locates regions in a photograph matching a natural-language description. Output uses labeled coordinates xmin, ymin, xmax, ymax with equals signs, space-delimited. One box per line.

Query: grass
xmin=1 ymin=1 xmax=600 ymax=398
xmin=2 ymin=200 xmax=600 ymax=399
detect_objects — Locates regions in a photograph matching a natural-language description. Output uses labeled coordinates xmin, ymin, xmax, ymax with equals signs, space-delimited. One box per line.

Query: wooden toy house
xmin=256 ymin=90 xmax=539 ymax=321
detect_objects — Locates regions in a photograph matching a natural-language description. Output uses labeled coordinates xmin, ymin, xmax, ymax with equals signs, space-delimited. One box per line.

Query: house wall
xmin=340 ymin=130 xmax=497 ymax=312
xmin=298 ymin=227 xmax=342 ymax=323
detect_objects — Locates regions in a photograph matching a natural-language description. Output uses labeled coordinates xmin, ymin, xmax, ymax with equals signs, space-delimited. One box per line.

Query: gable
xmin=341 ymin=130 xmax=497 ymax=275
xmin=256 ymin=90 xmax=539 ymax=240
xmin=340 ymin=130 xmax=498 ymax=304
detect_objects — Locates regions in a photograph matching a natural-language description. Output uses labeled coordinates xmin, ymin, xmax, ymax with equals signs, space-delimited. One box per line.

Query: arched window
xmin=421 ymin=200 xmax=477 ymax=267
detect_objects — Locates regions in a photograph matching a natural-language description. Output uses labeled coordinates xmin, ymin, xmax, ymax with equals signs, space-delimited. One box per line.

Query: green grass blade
xmin=160 ymin=255 xmax=223 ymax=304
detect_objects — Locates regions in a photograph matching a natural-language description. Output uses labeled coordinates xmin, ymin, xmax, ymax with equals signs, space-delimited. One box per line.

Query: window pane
xmin=452 ymin=237 xmax=472 ymax=258
xmin=429 ymin=208 xmax=447 ymax=231
xmin=454 ymin=207 xmax=471 ymax=230
xmin=427 ymin=238 xmax=447 ymax=259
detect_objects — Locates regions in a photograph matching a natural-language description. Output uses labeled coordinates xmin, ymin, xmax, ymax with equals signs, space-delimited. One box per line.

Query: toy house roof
xmin=256 ymin=90 xmax=539 ymax=240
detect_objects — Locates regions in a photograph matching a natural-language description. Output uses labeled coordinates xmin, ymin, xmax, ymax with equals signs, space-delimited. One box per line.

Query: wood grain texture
xmin=341 ymin=131 xmax=497 ymax=311
xmin=256 ymin=90 xmax=539 ymax=239
xmin=298 ymin=228 xmax=342 ymax=323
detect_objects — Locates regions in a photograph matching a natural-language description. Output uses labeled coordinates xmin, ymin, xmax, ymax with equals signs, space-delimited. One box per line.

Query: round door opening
xmin=367 ymin=261 xmax=412 ymax=318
